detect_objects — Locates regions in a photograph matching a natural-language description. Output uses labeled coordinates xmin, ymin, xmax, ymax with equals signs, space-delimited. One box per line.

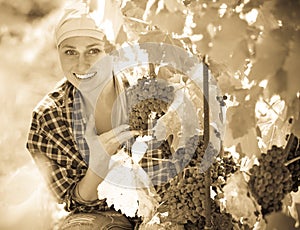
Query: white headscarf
xmin=55 ymin=1 xmax=105 ymax=46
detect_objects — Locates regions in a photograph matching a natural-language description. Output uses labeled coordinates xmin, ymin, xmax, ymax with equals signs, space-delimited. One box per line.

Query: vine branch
xmin=283 ymin=133 xmax=300 ymax=166
xmin=203 ymin=56 xmax=212 ymax=229
xmin=283 ymin=133 xmax=295 ymax=157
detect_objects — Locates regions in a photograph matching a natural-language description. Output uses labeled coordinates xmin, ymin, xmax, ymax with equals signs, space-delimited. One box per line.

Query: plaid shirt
xmin=26 ymin=79 xmax=173 ymax=213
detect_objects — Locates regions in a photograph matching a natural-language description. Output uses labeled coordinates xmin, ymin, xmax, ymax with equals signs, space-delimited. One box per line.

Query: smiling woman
xmin=55 ymin=7 xmax=113 ymax=88
xmin=58 ymin=37 xmax=106 ymax=87
xmin=26 ymin=1 xmax=137 ymax=229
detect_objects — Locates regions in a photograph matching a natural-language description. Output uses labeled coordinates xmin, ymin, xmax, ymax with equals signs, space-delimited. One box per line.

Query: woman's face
xmin=58 ymin=36 xmax=106 ymax=88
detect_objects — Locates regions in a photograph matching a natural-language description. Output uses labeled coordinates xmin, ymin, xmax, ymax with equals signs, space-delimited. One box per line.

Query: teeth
xmin=74 ymin=72 xmax=96 ymax=79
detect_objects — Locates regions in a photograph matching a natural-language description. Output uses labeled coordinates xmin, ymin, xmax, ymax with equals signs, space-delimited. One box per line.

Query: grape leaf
xmin=121 ymin=16 xmax=149 ymax=42
xmin=138 ymin=30 xmax=184 ymax=66
xmin=290 ymin=191 xmax=300 ymax=227
xmin=157 ymin=65 xmax=182 ymax=83
xmin=138 ymin=30 xmax=183 ymax=47
xmin=153 ymin=85 xmax=199 ymax=151
xmin=265 ymin=212 xmax=299 ymax=230
xmin=290 ymin=98 xmax=300 ymax=138
xmin=97 ymin=149 xmax=159 ymax=219
xmin=255 ymin=95 xmax=287 ymax=151
xmin=137 ymin=187 xmax=160 ymax=223
xmin=192 ymin=6 xmax=219 ymax=35
xmin=272 ymin=0 xmax=300 ymax=29
xmin=204 ymin=0 xmax=241 ymax=9
xmin=193 ymin=31 xmax=212 ymax=55
xmin=208 ymin=14 xmax=248 ymax=66
xmin=146 ymin=6 xmax=186 ymax=34
xmin=227 ymin=101 xmax=256 ymax=139
xmin=281 ymin=193 xmax=300 ymax=228
xmin=248 ymin=28 xmax=289 ymax=82
xmin=164 ymin=0 xmax=186 ymax=13
xmin=254 ymin=1 xmax=279 ymax=31
xmin=224 ymin=126 xmax=261 ymax=158
xmin=223 ymin=172 xmax=258 ymax=227
xmin=227 ymin=38 xmax=250 ymax=74
xmin=121 ymin=1 xmax=144 ymax=19
xmin=281 ymin=32 xmax=300 ymax=103
xmin=192 ymin=7 xmax=218 ymax=54
xmin=99 ymin=0 xmax=124 ymax=42
xmin=215 ymin=71 xmax=243 ymax=94
xmin=115 ymin=25 xmax=128 ymax=45
xmin=129 ymin=0 xmax=148 ymax=10
xmin=267 ymin=67 xmax=288 ymax=97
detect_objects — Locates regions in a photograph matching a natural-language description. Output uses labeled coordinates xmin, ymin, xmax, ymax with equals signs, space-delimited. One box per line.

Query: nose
xmin=76 ymin=54 xmax=90 ymax=73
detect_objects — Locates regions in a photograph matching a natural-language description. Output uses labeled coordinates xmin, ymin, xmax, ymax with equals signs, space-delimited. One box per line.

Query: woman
xmin=26 ymin=4 xmax=139 ymax=230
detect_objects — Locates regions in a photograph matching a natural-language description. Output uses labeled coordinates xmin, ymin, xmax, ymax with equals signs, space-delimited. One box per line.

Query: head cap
xmin=55 ymin=3 xmax=105 ymax=46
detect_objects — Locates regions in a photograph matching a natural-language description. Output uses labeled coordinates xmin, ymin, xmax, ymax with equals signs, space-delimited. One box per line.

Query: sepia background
xmin=0 ymin=0 xmax=299 ymax=229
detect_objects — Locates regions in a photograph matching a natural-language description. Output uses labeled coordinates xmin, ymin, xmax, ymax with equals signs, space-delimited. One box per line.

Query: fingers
xmin=98 ymin=125 xmax=139 ymax=153
xmin=115 ymin=130 xmax=140 ymax=144
xmin=98 ymin=129 xmax=139 ymax=156
xmin=110 ymin=124 xmax=130 ymax=136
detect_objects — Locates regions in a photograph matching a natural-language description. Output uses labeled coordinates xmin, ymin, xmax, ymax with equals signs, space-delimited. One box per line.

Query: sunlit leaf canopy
xmin=110 ymin=0 xmax=300 ymax=152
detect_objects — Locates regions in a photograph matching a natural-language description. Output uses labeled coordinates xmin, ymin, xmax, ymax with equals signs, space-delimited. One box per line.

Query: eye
xmin=64 ymin=49 xmax=78 ymax=56
xmin=87 ymin=48 xmax=102 ymax=55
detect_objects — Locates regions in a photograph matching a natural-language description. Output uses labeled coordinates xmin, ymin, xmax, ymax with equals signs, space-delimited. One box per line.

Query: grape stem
xmin=219 ymin=142 xmax=224 ymax=158
xmin=285 ymin=156 xmax=300 ymax=166
xmin=283 ymin=133 xmax=297 ymax=166
xmin=149 ymin=63 xmax=156 ymax=77
xmin=241 ymin=170 xmax=252 ymax=177
xmin=283 ymin=133 xmax=295 ymax=156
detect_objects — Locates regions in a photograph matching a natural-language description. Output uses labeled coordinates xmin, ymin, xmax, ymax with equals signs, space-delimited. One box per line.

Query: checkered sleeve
xmin=27 ymin=106 xmax=110 ymax=213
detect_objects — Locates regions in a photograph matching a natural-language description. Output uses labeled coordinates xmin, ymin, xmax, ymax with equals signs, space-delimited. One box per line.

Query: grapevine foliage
xmin=125 ymin=74 xmax=241 ymax=227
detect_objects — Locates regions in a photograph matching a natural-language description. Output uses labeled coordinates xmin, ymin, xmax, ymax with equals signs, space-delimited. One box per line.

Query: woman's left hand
xmin=84 ymin=116 xmax=138 ymax=177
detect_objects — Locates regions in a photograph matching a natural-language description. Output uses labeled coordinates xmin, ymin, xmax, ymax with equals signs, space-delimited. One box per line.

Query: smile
xmin=73 ymin=72 xmax=97 ymax=80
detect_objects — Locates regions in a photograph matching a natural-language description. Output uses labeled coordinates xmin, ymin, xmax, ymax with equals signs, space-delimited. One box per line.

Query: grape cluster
xmin=184 ymin=206 xmax=235 ymax=230
xmin=211 ymin=211 xmax=234 ymax=230
xmin=172 ymin=135 xmax=201 ymax=169
xmin=248 ymin=145 xmax=293 ymax=216
xmin=158 ymin=136 xmax=237 ymax=228
xmin=286 ymin=135 xmax=300 ymax=192
xmin=189 ymin=138 xmax=237 ymax=187
xmin=158 ymin=137 xmax=207 ymax=224
xmin=126 ymin=77 xmax=175 ymax=130
xmin=160 ymin=166 xmax=235 ymax=229
xmin=160 ymin=166 xmax=206 ymax=224
xmin=211 ymin=152 xmax=238 ymax=187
